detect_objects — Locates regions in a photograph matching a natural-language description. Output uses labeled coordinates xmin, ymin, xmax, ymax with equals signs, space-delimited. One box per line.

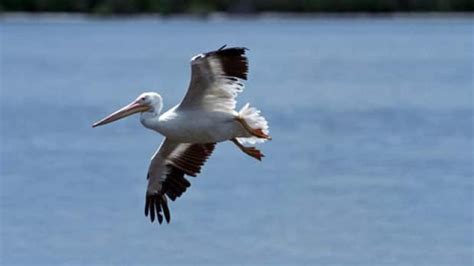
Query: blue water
xmin=1 ymin=16 xmax=472 ymax=265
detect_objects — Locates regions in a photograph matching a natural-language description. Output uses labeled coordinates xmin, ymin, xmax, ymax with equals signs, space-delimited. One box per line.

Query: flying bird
xmin=92 ymin=46 xmax=270 ymax=224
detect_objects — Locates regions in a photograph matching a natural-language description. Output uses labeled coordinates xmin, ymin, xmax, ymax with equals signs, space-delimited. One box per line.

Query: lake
xmin=1 ymin=15 xmax=472 ymax=265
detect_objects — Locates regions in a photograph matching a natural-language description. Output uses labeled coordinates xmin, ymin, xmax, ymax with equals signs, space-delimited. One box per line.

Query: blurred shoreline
xmin=2 ymin=12 xmax=473 ymax=22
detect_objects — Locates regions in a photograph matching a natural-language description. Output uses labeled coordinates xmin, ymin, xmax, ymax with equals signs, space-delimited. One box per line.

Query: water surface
xmin=1 ymin=16 xmax=472 ymax=265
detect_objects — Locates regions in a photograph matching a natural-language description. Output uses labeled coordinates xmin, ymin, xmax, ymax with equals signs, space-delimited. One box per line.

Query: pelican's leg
xmin=235 ymin=117 xmax=272 ymax=140
xmin=231 ymin=138 xmax=264 ymax=161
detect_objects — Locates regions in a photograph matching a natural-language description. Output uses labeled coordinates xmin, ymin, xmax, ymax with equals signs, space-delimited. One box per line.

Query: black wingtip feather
xmin=162 ymin=198 xmax=171 ymax=223
xmin=150 ymin=200 xmax=155 ymax=222
xmin=154 ymin=197 xmax=163 ymax=224
xmin=145 ymin=193 xmax=171 ymax=225
xmin=144 ymin=197 xmax=150 ymax=216
xmin=206 ymin=47 xmax=248 ymax=80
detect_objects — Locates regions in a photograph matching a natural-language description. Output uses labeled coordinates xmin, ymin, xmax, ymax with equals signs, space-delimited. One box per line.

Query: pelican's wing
xmin=144 ymin=138 xmax=215 ymax=224
xmin=178 ymin=46 xmax=248 ymax=113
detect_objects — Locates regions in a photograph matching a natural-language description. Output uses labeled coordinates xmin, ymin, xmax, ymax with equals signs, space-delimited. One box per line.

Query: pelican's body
xmin=143 ymin=105 xmax=244 ymax=143
xmin=93 ymin=46 xmax=270 ymax=224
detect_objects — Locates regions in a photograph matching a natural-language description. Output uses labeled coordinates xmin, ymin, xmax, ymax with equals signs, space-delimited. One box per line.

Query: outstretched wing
xmin=145 ymin=138 xmax=215 ymax=224
xmin=178 ymin=45 xmax=249 ymax=113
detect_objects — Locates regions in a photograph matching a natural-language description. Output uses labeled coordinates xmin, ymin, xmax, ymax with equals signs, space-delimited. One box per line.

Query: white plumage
xmin=93 ymin=46 xmax=271 ymax=224
xmin=237 ymin=103 xmax=270 ymax=145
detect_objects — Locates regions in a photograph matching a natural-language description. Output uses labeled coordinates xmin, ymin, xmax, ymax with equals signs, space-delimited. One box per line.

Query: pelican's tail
xmin=237 ymin=103 xmax=270 ymax=145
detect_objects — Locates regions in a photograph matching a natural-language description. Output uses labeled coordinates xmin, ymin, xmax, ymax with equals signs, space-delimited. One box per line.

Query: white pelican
xmin=92 ymin=45 xmax=270 ymax=224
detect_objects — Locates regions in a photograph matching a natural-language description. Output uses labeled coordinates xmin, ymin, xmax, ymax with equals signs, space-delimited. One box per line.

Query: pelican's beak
xmin=92 ymin=100 xmax=150 ymax=128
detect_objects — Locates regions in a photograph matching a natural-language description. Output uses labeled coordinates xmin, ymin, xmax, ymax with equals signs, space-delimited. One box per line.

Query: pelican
xmin=92 ymin=46 xmax=270 ymax=224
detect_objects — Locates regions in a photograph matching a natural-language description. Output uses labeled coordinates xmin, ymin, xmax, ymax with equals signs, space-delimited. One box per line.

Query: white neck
xmin=140 ymin=95 xmax=163 ymax=130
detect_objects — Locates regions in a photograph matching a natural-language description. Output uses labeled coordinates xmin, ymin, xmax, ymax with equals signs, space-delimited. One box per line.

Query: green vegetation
xmin=1 ymin=0 xmax=472 ymax=14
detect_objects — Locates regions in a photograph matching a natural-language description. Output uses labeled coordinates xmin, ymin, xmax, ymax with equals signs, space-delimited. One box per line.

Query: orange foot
xmin=241 ymin=146 xmax=264 ymax=161
xmin=231 ymin=138 xmax=265 ymax=161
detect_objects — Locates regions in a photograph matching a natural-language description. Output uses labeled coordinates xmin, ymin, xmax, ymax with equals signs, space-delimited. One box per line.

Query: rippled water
xmin=1 ymin=15 xmax=472 ymax=265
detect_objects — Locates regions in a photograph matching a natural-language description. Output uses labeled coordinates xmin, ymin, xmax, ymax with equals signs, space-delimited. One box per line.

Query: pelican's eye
xmin=140 ymin=97 xmax=146 ymax=101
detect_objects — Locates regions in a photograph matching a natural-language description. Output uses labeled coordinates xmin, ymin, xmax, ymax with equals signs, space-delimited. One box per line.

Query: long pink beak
xmin=92 ymin=101 xmax=150 ymax=128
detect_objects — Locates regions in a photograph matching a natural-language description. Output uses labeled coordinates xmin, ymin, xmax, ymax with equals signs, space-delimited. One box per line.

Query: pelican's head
xmin=92 ymin=92 xmax=162 ymax=128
